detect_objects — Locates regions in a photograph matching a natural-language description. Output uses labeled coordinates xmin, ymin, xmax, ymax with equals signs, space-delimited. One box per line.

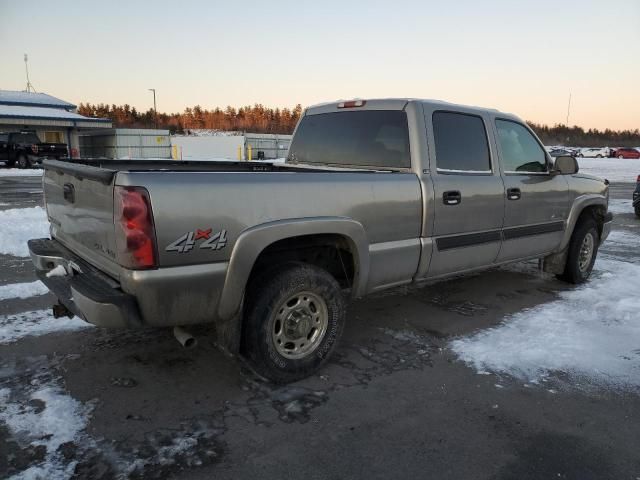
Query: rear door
xmin=424 ymin=109 xmax=505 ymax=277
xmin=493 ymin=119 xmax=569 ymax=261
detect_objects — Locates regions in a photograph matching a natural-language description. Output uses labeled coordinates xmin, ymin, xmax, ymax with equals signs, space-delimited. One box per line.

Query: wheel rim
xmin=271 ymin=291 xmax=328 ymax=359
xmin=578 ymin=232 xmax=595 ymax=272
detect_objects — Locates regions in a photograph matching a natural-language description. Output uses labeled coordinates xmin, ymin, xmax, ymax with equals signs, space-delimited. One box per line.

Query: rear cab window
xmin=287 ymin=110 xmax=411 ymax=169
xmin=495 ymin=120 xmax=548 ymax=174
xmin=432 ymin=111 xmax=492 ymax=174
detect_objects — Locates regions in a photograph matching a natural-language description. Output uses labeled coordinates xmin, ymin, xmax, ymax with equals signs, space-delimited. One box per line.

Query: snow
xmin=0 ymin=310 xmax=91 ymax=344
xmin=576 ymin=157 xmax=639 ymax=183
xmin=0 ymin=281 xmax=49 ymax=301
xmin=451 ymin=229 xmax=640 ymax=391
xmin=0 ymin=206 xmax=49 ymax=257
xmin=0 ymin=89 xmax=75 ymax=109
xmin=0 ymin=168 xmax=43 ymax=177
xmin=607 ymin=199 xmax=634 ymax=215
xmin=0 ymin=383 xmax=93 ymax=480
xmin=0 ymin=105 xmax=108 ymax=122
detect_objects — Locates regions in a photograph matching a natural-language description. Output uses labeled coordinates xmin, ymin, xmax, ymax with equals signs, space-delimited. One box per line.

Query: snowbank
xmin=0 ymin=281 xmax=49 ymax=301
xmin=0 ymin=206 xmax=49 ymax=257
xmin=0 ymin=168 xmax=43 ymax=177
xmin=451 ymin=229 xmax=640 ymax=390
xmin=576 ymin=157 xmax=639 ymax=183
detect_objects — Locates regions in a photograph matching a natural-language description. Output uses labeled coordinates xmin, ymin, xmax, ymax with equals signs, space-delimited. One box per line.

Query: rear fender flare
xmin=217 ymin=217 xmax=369 ymax=321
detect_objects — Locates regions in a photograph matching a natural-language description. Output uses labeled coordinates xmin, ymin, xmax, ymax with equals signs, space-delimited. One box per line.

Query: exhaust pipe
xmin=173 ymin=326 xmax=197 ymax=349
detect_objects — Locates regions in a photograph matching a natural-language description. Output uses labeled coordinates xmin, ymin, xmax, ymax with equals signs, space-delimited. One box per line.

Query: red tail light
xmin=114 ymin=186 xmax=157 ymax=269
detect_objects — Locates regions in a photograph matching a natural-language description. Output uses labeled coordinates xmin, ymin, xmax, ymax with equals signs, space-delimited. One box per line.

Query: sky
xmin=0 ymin=0 xmax=638 ymax=130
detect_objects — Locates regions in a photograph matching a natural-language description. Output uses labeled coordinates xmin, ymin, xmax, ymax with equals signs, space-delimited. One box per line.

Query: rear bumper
xmin=28 ymin=238 xmax=142 ymax=328
xmin=601 ymin=212 xmax=613 ymax=244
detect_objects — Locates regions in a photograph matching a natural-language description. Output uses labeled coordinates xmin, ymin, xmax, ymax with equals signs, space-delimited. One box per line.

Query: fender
xmin=217 ymin=216 xmax=370 ymax=322
xmin=558 ymin=194 xmax=607 ymax=251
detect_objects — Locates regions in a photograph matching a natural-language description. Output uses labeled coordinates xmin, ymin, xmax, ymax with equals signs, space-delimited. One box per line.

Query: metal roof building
xmin=0 ymin=89 xmax=111 ymax=157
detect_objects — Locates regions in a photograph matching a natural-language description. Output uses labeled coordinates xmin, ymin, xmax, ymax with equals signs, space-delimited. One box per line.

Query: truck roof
xmin=305 ymin=98 xmax=519 ymax=121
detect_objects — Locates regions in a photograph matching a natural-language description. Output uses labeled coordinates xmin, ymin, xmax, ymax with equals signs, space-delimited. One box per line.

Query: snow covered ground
xmin=0 ymin=206 xmax=49 ymax=256
xmin=576 ymin=157 xmax=639 ymax=183
xmin=0 ymin=281 xmax=49 ymax=301
xmin=451 ymin=229 xmax=640 ymax=391
xmin=0 ymin=168 xmax=43 ymax=177
xmin=0 ymin=310 xmax=90 ymax=345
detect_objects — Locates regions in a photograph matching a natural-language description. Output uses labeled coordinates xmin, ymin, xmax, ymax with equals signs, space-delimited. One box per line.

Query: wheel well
xmin=576 ymin=204 xmax=606 ymax=238
xmin=249 ymin=234 xmax=356 ymax=290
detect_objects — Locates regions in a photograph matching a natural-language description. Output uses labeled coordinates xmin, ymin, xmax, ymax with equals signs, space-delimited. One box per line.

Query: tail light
xmin=114 ymin=186 xmax=157 ymax=269
xmin=31 ymin=144 xmax=39 ymax=153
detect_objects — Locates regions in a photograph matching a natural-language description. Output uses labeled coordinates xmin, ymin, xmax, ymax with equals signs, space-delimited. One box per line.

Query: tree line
xmin=77 ymin=103 xmax=303 ymax=135
xmin=78 ymin=102 xmax=639 ymax=146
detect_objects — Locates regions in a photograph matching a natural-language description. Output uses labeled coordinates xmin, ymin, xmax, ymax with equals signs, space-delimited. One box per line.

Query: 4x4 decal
xmin=166 ymin=228 xmax=227 ymax=253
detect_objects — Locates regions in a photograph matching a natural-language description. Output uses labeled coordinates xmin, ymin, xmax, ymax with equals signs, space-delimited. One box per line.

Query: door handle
xmin=443 ymin=190 xmax=461 ymax=205
xmin=507 ymin=188 xmax=521 ymax=200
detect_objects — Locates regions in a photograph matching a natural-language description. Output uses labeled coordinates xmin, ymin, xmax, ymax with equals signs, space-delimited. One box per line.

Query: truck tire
xmin=17 ymin=155 xmax=30 ymax=169
xmin=242 ymin=262 xmax=346 ymax=383
xmin=557 ymin=217 xmax=599 ymax=284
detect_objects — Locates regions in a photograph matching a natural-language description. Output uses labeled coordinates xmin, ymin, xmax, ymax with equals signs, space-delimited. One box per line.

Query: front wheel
xmin=557 ymin=218 xmax=599 ymax=284
xmin=242 ymin=262 xmax=346 ymax=383
xmin=17 ymin=155 xmax=30 ymax=169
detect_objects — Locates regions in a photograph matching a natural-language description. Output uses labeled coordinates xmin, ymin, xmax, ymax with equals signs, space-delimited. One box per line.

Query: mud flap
xmin=543 ymin=248 xmax=569 ymax=275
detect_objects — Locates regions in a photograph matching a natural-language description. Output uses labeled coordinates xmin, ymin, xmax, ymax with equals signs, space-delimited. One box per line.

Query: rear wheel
xmin=17 ymin=155 xmax=30 ymax=169
xmin=557 ymin=218 xmax=599 ymax=284
xmin=242 ymin=262 xmax=346 ymax=383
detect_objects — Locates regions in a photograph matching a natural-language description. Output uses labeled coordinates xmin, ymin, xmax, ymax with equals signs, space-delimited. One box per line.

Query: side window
xmin=432 ymin=111 xmax=491 ymax=173
xmin=496 ymin=120 xmax=547 ymax=173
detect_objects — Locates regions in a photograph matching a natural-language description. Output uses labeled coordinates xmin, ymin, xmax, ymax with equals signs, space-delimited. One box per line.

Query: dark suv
xmin=0 ymin=131 xmax=68 ymax=168
xmin=634 ymin=175 xmax=640 ymax=218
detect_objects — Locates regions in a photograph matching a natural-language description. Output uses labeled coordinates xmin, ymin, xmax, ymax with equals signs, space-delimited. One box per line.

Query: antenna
xmin=24 ymin=54 xmax=36 ymax=93
xmin=565 ymin=92 xmax=571 ymax=126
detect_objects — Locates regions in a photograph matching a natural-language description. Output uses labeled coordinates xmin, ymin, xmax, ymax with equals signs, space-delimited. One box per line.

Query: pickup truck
xmin=28 ymin=99 xmax=613 ymax=383
xmin=0 ymin=130 xmax=68 ymax=168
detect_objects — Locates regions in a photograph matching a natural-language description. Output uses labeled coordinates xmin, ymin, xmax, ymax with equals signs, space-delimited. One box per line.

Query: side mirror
xmin=553 ymin=155 xmax=579 ymax=175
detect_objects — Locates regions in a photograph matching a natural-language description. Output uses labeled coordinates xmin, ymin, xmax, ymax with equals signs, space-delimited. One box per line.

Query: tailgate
xmin=43 ymin=160 xmax=121 ymax=278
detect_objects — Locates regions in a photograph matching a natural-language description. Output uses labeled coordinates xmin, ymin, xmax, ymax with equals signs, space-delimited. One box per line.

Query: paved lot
xmin=0 ymin=174 xmax=639 ymax=479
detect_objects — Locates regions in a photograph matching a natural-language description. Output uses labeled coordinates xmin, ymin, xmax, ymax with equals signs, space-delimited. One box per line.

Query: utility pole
xmin=24 ymin=54 xmax=36 ymax=93
xmin=148 ymin=88 xmax=157 ymax=129
xmin=565 ymin=92 xmax=572 ymax=126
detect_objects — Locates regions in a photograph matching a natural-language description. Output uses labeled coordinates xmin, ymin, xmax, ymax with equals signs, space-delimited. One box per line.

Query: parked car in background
xmin=549 ymin=148 xmax=576 ymax=158
xmin=634 ymin=175 xmax=640 ymax=218
xmin=615 ymin=148 xmax=640 ymax=159
xmin=0 ymin=130 xmax=68 ymax=168
xmin=578 ymin=147 xmax=610 ymax=158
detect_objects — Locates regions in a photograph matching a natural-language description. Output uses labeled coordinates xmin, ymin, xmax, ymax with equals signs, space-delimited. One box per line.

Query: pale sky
xmin=1 ymin=0 xmax=638 ymax=130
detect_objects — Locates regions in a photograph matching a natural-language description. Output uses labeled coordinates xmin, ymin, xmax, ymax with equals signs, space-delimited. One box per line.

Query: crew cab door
xmin=424 ymin=109 xmax=505 ymax=277
xmin=493 ymin=119 xmax=569 ymax=261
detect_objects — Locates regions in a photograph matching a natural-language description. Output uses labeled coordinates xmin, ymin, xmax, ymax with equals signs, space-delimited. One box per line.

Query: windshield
xmin=11 ymin=132 xmax=40 ymax=144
